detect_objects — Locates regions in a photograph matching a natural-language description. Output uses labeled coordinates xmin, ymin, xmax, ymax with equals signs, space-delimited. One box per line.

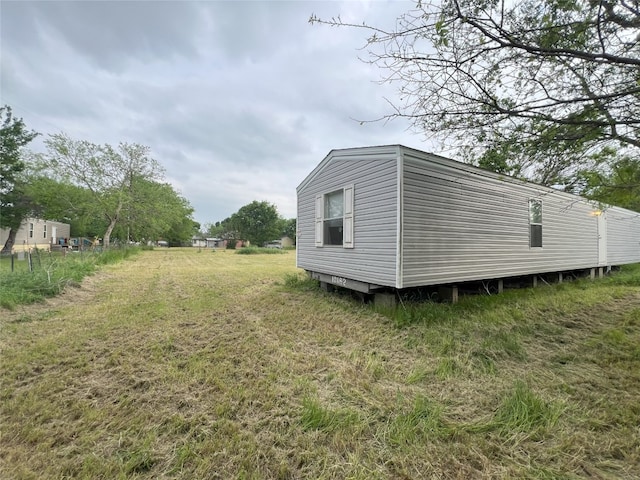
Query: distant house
xmin=0 ymin=217 xmax=71 ymax=253
xmin=192 ymin=237 xmax=207 ymax=248
xmin=206 ymin=238 xmax=226 ymax=248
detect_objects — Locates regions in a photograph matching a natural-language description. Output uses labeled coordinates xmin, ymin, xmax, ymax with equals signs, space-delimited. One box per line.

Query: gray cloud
xmin=1 ymin=0 xmax=429 ymax=225
xmin=3 ymin=1 xmax=204 ymax=71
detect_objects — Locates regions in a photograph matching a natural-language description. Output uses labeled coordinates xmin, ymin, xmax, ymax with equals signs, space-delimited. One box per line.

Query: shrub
xmin=236 ymin=247 xmax=286 ymax=255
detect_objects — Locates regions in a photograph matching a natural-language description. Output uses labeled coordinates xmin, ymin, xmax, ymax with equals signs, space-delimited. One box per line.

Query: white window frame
xmin=43 ymin=223 xmax=47 ymax=239
xmin=29 ymin=222 xmax=34 ymax=238
xmin=315 ymin=185 xmax=354 ymax=248
xmin=529 ymin=199 xmax=542 ymax=248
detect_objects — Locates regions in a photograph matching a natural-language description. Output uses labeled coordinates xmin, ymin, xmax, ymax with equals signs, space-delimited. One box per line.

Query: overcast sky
xmin=1 ymin=0 xmax=434 ymax=227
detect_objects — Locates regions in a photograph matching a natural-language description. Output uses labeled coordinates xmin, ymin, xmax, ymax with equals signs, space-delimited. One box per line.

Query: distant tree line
xmin=1 ymin=105 xmax=198 ymax=253
xmin=204 ymin=201 xmax=296 ymax=247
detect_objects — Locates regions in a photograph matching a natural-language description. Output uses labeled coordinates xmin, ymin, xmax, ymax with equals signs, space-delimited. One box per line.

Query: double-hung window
xmin=29 ymin=223 xmax=34 ymax=238
xmin=315 ymin=185 xmax=354 ymax=248
xmin=529 ymin=199 xmax=542 ymax=248
xmin=324 ymin=190 xmax=344 ymax=245
xmin=43 ymin=224 xmax=47 ymax=239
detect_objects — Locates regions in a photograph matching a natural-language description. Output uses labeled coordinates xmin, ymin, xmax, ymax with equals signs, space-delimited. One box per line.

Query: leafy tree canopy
xmin=207 ymin=208 xmax=296 ymax=246
xmin=228 ymin=201 xmax=282 ymax=247
xmin=0 ymin=106 xmax=38 ymax=253
xmin=111 ymin=176 xmax=198 ymax=245
xmin=25 ymin=174 xmax=106 ymax=238
xmin=280 ymin=218 xmax=297 ymax=242
xmin=0 ymin=106 xmax=38 ymax=209
xmin=44 ymin=134 xmax=164 ymax=248
xmin=204 ymin=220 xmax=224 ymax=239
xmin=311 ymin=0 xmax=639 ymax=189
xmin=580 ymin=155 xmax=640 ymax=211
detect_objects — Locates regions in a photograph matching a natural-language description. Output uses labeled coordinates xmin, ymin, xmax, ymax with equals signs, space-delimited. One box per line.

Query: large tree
xmin=311 ymin=0 xmax=639 ymax=187
xmin=206 ymin=221 xmax=224 ymax=238
xmin=228 ymin=201 xmax=282 ymax=247
xmin=26 ymin=173 xmax=198 ymax=244
xmin=580 ymin=154 xmax=640 ymax=211
xmin=25 ymin=174 xmax=106 ymax=239
xmin=45 ymin=134 xmax=164 ymax=248
xmin=0 ymin=106 xmax=38 ymax=253
xmin=116 ymin=176 xmax=198 ymax=245
xmin=281 ymin=218 xmax=297 ymax=242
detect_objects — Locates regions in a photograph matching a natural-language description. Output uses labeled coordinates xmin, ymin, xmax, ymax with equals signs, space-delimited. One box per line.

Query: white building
xmin=0 ymin=217 xmax=71 ymax=252
xmin=297 ymin=145 xmax=640 ymax=299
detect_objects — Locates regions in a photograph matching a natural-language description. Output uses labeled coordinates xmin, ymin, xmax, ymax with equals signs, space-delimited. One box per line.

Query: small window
xmin=43 ymin=224 xmax=47 ymax=239
xmin=315 ymin=185 xmax=354 ymax=248
xmin=324 ymin=190 xmax=344 ymax=245
xmin=529 ymin=199 xmax=542 ymax=248
xmin=29 ymin=223 xmax=34 ymax=238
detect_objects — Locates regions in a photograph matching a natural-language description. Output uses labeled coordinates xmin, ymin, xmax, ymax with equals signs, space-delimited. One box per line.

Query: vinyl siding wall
xmin=297 ymin=149 xmax=399 ymax=287
xmin=606 ymin=207 xmax=640 ymax=265
xmin=0 ymin=218 xmax=71 ymax=252
xmin=400 ymin=151 xmax=600 ymax=287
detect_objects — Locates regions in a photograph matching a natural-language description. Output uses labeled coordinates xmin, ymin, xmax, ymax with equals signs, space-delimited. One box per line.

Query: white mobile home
xmin=296 ymin=145 xmax=640 ymax=297
xmin=0 ymin=217 xmax=71 ymax=253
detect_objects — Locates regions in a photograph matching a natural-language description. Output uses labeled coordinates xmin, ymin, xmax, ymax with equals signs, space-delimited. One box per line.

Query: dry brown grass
xmin=1 ymin=248 xmax=639 ymax=479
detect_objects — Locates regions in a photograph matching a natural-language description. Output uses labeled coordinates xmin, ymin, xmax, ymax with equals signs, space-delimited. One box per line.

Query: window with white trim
xmin=29 ymin=223 xmax=34 ymax=238
xmin=43 ymin=223 xmax=47 ymax=239
xmin=315 ymin=185 xmax=354 ymax=248
xmin=529 ymin=199 xmax=542 ymax=248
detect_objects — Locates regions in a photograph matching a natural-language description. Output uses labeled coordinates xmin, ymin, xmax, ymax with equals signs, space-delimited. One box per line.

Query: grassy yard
xmin=1 ymin=248 xmax=639 ymax=479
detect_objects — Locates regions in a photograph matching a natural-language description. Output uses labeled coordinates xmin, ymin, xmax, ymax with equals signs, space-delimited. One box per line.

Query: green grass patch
xmin=587 ymin=327 xmax=640 ymax=365
xmin=95 ymin=246 xmax=141 ymax=264
xmin=385 ymin=395 xmax=450 ymax=446
xmin=487 ymin=381 xmax=564 ymax=436
xmin=282 ymin=272 xmax=320 ymax=291
xmin=479 ymin=330 xmax=527 ymax=360
xmin=607 ymin=263 xmax=640 ymax=285
xmin=235 ymin=246 xmax=287 ymax=255
xmin=405 ymin=365 xmax=429 ymax=384
xmin=300 ymin=397 xmax=361 ymax=433
xmin=0 ymin=247 xmax=141 ymax=309
xmin=434 ymin=357 xmax=461 ymax=379
xmin=383 ymin=301 xmax=458 ymax=328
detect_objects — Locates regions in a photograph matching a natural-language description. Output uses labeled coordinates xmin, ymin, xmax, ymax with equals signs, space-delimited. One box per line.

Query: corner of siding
xmin=396 ymin=148 xmax=404 ymax=289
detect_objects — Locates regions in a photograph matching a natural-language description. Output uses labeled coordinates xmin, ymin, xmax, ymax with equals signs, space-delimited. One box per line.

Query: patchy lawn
xmin=1 ymin=248 xmax=639 ymax=479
